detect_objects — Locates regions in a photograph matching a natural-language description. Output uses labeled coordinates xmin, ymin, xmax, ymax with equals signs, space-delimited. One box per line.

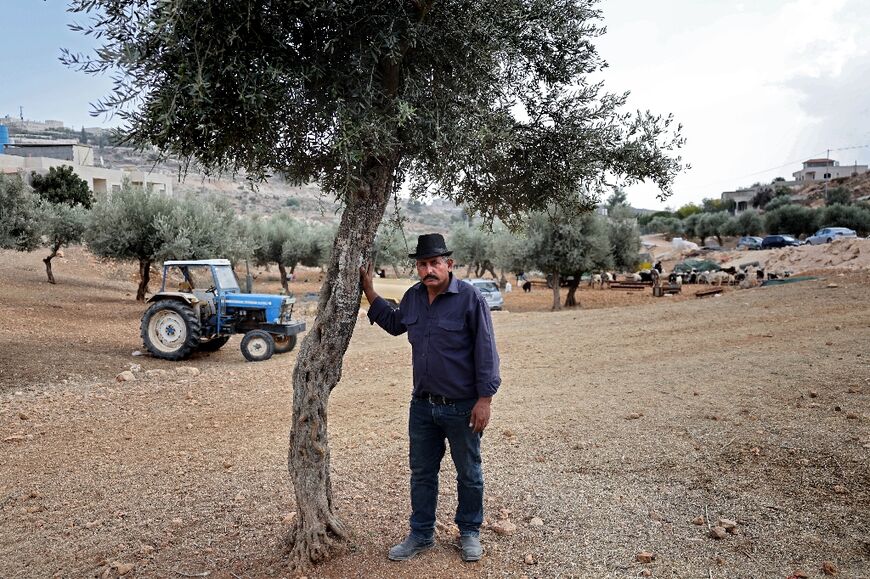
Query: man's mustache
xmin=423 ymin=275 xmax=438 ymax=281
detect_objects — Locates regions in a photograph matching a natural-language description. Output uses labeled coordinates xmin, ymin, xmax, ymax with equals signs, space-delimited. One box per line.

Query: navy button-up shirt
xmin=367 ymin=274 xmax=501 ymax=400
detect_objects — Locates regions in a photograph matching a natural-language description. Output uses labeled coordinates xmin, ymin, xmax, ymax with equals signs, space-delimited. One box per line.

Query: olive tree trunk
xmin=285 ymin=158 xmax=394 ymax=569
xmin=279 ymin=263 xmax=289 ymax=292
xmin=43 ymin=241 xmax=63 ymax=284
xmin=550 ymin=271 xmax=562 ymax=311
xmin=564 ymin=277 xmax=580 ymax=308
xmin=136 ymin=258 xmax=152 ymax=302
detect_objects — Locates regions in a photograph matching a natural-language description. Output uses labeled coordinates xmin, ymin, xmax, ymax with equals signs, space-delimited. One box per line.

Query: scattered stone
xmin=809 ymin=391 xmax=818 ymax=398
xmin=709 ymin=526 xmax=727 ymax=540
xmin=825 ymin=341 xmax=834 ymax=346
xmin=18 ymin=412 xmax=29 ymax=421
xmin=636 ymin=551 xmax=655 ymax=563
xmin=175 ymin=366 xmax=201 ymax=377
xmin=497 ymin=507 xmax=511 ymax=520
xmin=115 ymin=371 xmax=135 ymax=383
xmin=626 ymin=412 xmax=643 ymax=420
xmin=529 ymin=517 xmax=544 ymax=527
xmin=234 ymin=492 xmax=245 ymax=502
xmin=846 ymin=413 xmax=859 ymax=420
xmin=717 ymin=518 xmax=737 ymax=530
xmin=524 ymin=554 xmax=535 ymax=565
xmin=648 ymin=510 xmax=662 ymax=522
xmin=139 ymin=544 xmax=155 ymax=556
xmin=833 ymin=485 xmax=847 ymax=494
xmin=171 ymin=518 xmax=183 ymax=526
xmin=789 ymin=570 xmax=809 ymax=579
xmin=144 ymin=369 xmax=167 ymax=379
xmin=834 ymin=325 xmax=841 ymax=330
xmin=129 ymin=363 xmax=141 ymax=373
xmin=821 ymin=560 xmax=838 ymax=575
xmin=641 ymin=570 xmax=652 ymax=577
xmin=111 ymin=562 xmax=134 ymax=576
xmin=85 ymin=519 xmax=100 ymax=529
xmin=490 ymin=519 xmax=517 ymax=536
xmin=692 ymin=515 xmax=705 ymax=526
xmin=826 ymin=283 xmax=838 ymax=288
xmin=715 ymin=556 xmax=726 ymax=565
xmin=750 ymin=447 xmax=761 ymax=456
xmin=222 ymin=460 xmax=233 ymax=469
xmin=3 ymin=435 xmax=25 ymax=443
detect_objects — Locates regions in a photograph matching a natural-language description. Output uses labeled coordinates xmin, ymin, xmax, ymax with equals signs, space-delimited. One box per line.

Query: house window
xmin=823 ymin=173 xmax=831 ymax=179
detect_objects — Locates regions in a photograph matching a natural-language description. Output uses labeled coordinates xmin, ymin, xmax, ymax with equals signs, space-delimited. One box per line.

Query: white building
xmin=792 ymin=158 xmax=868 ymax=182
xmin=1 ymin=142 xmax=173 ymax=195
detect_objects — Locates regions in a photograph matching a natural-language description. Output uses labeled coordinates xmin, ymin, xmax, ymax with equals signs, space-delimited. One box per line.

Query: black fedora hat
xmin=408 ymin=233 xmax=453 ymax=260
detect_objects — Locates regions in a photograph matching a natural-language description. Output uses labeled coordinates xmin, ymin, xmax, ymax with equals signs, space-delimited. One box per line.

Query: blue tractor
xmin=140 ymin=259 xmax=305 ymax=362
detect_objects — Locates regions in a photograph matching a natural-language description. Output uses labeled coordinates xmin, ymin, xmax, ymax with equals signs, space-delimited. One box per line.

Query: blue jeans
xmin=408 ymin=397 xmax=484 ymax=541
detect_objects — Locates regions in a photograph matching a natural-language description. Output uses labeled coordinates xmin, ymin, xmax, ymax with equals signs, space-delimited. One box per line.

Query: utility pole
xmin=19 ymin=106 xmax=23 ymax=121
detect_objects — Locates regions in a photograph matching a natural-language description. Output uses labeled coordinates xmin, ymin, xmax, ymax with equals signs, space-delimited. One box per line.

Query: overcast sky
xmin=1 ymin=0 xmax=868 ymax=210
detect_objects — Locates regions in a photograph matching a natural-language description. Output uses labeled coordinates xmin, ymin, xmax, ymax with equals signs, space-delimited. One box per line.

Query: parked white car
xmin=804 ymin=227 xmax=857 ymax=245
xmin=463 ymin=278 xmax=504 ymax=310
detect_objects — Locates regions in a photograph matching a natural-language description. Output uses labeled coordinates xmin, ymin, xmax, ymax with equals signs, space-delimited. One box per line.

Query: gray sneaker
xmin=388 ymin=535 xmax=435 ymax=561
xmin=459 ymin=535 xmax=483 ymax=562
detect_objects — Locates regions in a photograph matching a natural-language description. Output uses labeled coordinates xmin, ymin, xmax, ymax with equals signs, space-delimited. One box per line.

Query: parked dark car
xmin=761 ymin=234 xmax=801 ymax=249
xmin=737 ymin=236 xmax=763 ymax=250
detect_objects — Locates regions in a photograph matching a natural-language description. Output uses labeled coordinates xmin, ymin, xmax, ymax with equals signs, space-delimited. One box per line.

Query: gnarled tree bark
xmin=285 ymin=157 xmax=394 ymax=570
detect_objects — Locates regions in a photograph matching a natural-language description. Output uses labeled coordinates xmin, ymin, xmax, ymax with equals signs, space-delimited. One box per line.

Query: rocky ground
xmin=1 ymin=246 xmax=868 ymax=578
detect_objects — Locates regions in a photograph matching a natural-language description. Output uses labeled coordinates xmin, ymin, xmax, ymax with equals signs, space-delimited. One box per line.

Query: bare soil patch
xmin=1 ymin=246 xmax=868 ymax=578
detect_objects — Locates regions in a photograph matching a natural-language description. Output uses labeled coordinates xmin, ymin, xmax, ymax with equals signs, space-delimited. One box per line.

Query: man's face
xmin=416 ymin=256 xmax=453 ymax=289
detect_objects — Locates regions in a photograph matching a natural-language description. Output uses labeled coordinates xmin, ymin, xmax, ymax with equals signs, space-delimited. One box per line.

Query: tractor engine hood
xmin=222 ymin=293 xmax=292 ymax=324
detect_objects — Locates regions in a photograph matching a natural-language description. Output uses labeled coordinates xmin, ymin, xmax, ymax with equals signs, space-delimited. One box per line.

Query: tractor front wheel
xmin=141 ymin=300 xmax=202 ymax=360
xmin=240 ymin=330 xmax=275 ymax=362
xmin=273 ymin=334 xmax=298 ymax=354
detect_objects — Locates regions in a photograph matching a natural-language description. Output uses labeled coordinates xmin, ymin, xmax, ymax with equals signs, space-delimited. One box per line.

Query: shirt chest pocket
xmin=435 ymin=318 xmax=470 ymax=351
xmin=402 ymin=313 xmax=420 ymax=343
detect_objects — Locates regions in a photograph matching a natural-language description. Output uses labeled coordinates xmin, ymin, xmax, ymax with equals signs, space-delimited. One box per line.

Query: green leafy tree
xmin=30 ymin=165 xmax=94 ymax=208
xmin=675 ymin=203 xmax=701 ymax=219
xmin=607 ymin=215 xmax=641 ymax=272
xmin=682 ymin=213 xmax=703 ymax=243
xmin=41 ymin=202 xmax=89 ymax=284
xmin=817 ymin=204 xmax=870 ymax=236
xmin=763 ymin=204 xmax=818 ymax=237
xmin=373 ymin=223 xmax=411 ymax=278
xmin=525 ymin=210 xmax=612 ymax=309
xmin=85 ymin=183 xmax=176 ymax=301
xmin=450 ymin=224 xmax=497 ymax=279
xmin=66 ymin=1 xmax=684 ymax=566
xmin=645 ymin=216 xmax=684 ymax=238
xmin=490 ymin=226 xmax=530 ymax=287
xmin=700 ymin=197 xmax=728 ymax=213
xmin=0 ymin=175 xmax=42 ymax=252
xmin=253 ymin=214 xmax=309 ymax=292
xmin=696 ymin=212 xmax=730 ymax=246
xmin=764 ymin=195 xmax=794 ymax=212
xmin=722 ymin=210 xmax=763 ymax=237
xmin=825 ymin=187 xmax=852 ymax=206
xmin=282 ymin=222 xmax=332 ymax=284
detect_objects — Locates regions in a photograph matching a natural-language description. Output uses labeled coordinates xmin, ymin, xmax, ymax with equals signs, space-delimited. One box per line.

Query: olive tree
xmin=450 ymin=223 xmax=498 ymax=279
xmin=763 ymin=204 xmax=818 ymax=237
xmin=525 ymin=210 xmax=612 ymax=309
xmin=67 ymin=0 xmax=684 ymax=568
xmin=30 ymin=165 xmax=93 ymax=208
xmin=86 ymin=184 xmax=174 ymax=300
xmin=373 ymin=222 xmax=412 ymax=278
xmin=817 ymin=204 xmax=870 ymax=236
xmin=41 ymin=203 xmax=89 ymax=284
xmin=722 ymin=210 xmax=763 ymax=237
xmin=0 ymin=175 xmax=43 ymax=253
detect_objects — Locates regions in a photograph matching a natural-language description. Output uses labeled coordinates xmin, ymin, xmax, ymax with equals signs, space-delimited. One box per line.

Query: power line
xmin=692 ymin=143 xmax=870 ymax=191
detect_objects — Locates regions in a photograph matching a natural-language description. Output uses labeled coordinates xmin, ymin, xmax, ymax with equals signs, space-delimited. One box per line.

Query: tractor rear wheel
xmin=141 ymin=300 xmax=202 ymax=360
xmin=240 ymin=330 xmax=275 ymax=362
xmin=199 ymin=335 xmax=231 ymax=352
xmin=273 ymin=334 xmax=298 ymax=354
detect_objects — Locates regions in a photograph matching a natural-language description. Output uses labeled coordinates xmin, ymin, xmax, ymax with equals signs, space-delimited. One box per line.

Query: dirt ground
xmin=1 ymin=246 xmax=868 ymax=578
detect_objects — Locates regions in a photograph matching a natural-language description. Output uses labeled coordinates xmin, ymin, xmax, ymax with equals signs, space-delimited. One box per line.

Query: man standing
xmin=360 ymin=233 xmax=501 ymax=563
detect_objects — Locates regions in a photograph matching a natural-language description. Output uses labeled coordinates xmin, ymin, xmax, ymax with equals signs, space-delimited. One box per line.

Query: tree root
xmin=283 ymin=515 xmax=349 ymax=572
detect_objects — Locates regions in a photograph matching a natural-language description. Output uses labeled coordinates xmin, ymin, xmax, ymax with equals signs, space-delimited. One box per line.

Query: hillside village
xmin=5 ymin=115 xmax=869 ymax=233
